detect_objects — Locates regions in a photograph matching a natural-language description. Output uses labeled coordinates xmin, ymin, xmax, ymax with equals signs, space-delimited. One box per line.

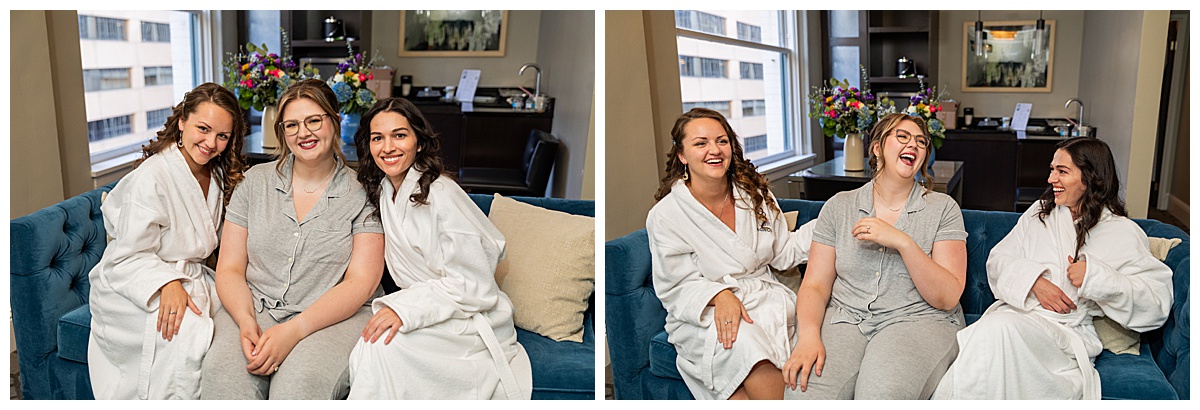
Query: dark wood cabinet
xmin=866 ymin=10 xmax=939 ymax=97
xmin=410 ymin=102 xmax=553 ymax=174
xmin=937 ymin=132 xmax=1017 ymax=211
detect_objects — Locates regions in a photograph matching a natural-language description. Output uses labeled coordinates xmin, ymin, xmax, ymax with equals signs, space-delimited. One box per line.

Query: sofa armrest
xmin=9 ymin=184 xmax=114 ymax=399
xmin=604 ymin=230 xmax=666 ymax=399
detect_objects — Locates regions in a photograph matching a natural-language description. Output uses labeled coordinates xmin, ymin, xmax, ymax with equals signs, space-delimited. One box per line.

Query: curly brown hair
xmin=654 ymin=108 xmax=778 ymax=227
xmin=272 ymin=78 xmax=346 ymax=175
xmin=136 ymin=82 xmax=248 ymax=207
xmin=867 ymin=113 xmax=933 ymax=193
xmin=1036 ymin=137 xmax=1128 ymax=258
xmin=354 ymin=97 xmax=451 ymax=217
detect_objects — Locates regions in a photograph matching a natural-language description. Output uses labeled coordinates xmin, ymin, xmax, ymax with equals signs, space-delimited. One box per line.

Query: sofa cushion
xmin=648 ymin=330 xmax=683 ymax=380
xmin=489 ymin=195 xmax=595 ymax=343
xmin=57 ymin=304 xmax=92 ymax=364
xmin=516 ymin=328 xmax=595 ymax=399
xmin=1096 ymin=343 xmax=1178 ymax=399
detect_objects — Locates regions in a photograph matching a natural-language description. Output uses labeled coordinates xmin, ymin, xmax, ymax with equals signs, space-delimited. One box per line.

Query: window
xmin=142 ymin=21 xmax=171 ymax=42
xmin=146 ymin=107 xmax=172 ymax=130
xmin=83 ymin=68 xmax=132 ymax=91
xmin=737 ymin=22 xmax=762 ymax=43
xmin=740 ymin=62 xmax=764 ymax=80
xmin=87 ymin=115 xmax=133 ymax=142
xmin=679 ymin=55 xmax=727 ymax=78
xmin=677 ymin=11 xmax=805 ymax=165
xmin=675 ymin=11 xmax=725 ymax=36
xmin=744 ymin=134 xmax=767 ymax=152
xmin=79 ymin=10 xmax=207 ymax=165
xmin=144 ymin=66 xmax=173 ymax=86
xmin=742 ymin=99 xmax=766 ymax=117
xmin=682 ymin=101 xmax=732 ymax=119
xmin=78 ymin=15 xmax=127 ymax=40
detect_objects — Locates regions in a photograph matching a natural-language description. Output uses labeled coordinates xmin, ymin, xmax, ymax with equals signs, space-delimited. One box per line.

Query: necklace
xmin=301 ymin=163 xmax=337 ymax=194
xmin=703 ymin=190 xmax=730 ymax=219
xmin=873 ymin=184 xmax=903 ymax=212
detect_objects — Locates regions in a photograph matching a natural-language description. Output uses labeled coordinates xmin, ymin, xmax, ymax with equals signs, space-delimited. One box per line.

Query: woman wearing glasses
xmin=783 ymin=113 xmax=968 ymax=399
xmin=201 ymin=79 xmax=384 ymax=399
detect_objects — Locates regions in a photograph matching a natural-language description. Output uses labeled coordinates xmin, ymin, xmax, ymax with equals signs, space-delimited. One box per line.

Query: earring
xmin=177 ymin=133 xmax=184 ymax=148
xmin=682 ymin=166 xmax=689 ymax=181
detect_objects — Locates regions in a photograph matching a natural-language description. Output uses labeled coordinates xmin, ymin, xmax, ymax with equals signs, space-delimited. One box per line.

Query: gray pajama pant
xmin=199 ymin=305 xmax=373 ymax=399
xmin=787 ymin=307 xmax=961 ymax=400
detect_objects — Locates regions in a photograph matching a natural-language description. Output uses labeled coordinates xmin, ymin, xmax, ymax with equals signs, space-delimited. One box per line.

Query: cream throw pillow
xmin=1094 ymin=236 xmax=1181 ymax=355
xmin=488 ymin=194 xmax=595 ymax=343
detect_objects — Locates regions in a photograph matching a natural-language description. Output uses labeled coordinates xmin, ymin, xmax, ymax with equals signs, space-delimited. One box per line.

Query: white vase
xmin=261 ymin=105 xmax=279 ymax=149
xmin=843 ymin=132 xmax=864 ymax=172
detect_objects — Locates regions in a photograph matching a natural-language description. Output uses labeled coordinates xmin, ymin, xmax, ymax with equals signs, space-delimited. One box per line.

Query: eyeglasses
xmin=893 ymin=130 xmax=930 ymax=149
xmin=279 ymin=114 xmax=329 ymax=136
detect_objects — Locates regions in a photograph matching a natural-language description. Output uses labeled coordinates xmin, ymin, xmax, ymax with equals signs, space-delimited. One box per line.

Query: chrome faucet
xmin=1065 ymin=98 xmax=1085 ymax=126
xmin=519 ymin=63 xmax=542 ymax=99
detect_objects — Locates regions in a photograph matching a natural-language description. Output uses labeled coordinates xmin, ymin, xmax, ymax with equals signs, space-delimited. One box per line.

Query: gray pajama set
xmin=200 ymin=157 xmax=383 ymax=399
xmin=788 ymin=181 xmax=967 ymax=400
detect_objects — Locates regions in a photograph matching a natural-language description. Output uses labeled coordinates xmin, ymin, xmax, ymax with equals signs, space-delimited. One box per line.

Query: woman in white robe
xmin=932 ymin=137 xmax=1173 ymax=399
xmin=647 ymin=108 xmax=811 ymax=400
xmin=346 ymin=97 xmax=532 ymax=399
xmin=88 ymin=83 xmax=247 ymax=399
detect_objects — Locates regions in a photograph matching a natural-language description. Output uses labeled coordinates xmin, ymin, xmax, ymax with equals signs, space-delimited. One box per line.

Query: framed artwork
xmin=961 ymin=20 xmax=1055 ymax=92
xmin=399 ymin=10 xmax=508 ymax=57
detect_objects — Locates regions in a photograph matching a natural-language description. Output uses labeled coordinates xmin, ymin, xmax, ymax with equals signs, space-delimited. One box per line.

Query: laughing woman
xmin=783 ymin=113 xmax=968 ymax=399
xmin=932 ymin=137 xmax=1173 ymax=399
xmin=646 ymin=108 xmax=812 ymax=400
xmin=200 ymin=79 xmax=385 ymax=399
xmin=345 ymin=97 xmax=532 ymax=399
xmin=88 ymin=83 xmax=247 ymax=399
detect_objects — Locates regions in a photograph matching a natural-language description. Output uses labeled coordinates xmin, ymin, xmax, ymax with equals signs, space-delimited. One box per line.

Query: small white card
xmin=1011 ymin=103 xmax=1032 ymax=131
xmin=455 ymin=69 xmax=481 ymax=103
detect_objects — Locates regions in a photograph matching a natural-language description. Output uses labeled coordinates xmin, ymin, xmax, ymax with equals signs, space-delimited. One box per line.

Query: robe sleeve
xmin=986 ymin=209 xmax=1049 ymax=311
xmin=1077 ymin=221 xmax=1174 ymax=332
xmin=99 ymin=184 xmax=190 ymax=311
xmin=373 ymin=198 xmax=503 ymax=332
xmin=769 ymin=206 xmax=813 ymax=271
xmin=647 ymin=212 xmax=736 ymax=327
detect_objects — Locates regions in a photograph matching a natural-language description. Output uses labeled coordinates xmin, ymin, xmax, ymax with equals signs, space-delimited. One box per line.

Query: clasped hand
xmin=710 ymin=289 xmax=752 ymax=349
xmin=240 ymin=321 xmax=302 ymax=376
xmin=157 ymin=279 xmax=201 ymax=341
xmin=851 ymin=217 xmax=912 ymax=250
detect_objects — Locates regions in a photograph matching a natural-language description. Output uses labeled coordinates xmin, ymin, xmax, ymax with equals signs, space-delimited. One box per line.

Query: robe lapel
xmin=161 ymin=148 xmax=220 ymax=254
xmin=670 ymin=180 xmax=757 ymax=274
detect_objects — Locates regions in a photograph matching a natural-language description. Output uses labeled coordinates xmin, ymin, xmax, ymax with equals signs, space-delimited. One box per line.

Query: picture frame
xmin=961 ymin=20 xmax=1055 ymax=92
xmin=399 ymin=10 xmax=508 ymax=57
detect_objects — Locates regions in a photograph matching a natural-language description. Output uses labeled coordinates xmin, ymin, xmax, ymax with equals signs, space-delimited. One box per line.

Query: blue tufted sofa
xmin=10 ymin=182 xmax=595 ymax=400
xmin=605 ymin=198 xmax=1190 ymax=400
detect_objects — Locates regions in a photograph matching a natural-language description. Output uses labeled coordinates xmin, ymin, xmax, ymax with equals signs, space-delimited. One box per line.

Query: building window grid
xmin=740 ymin=62 xmax=764 ymax=80
xmin=78 ymin=15 xmax=127 ymax=41
xmin=744 ymin=134 xmax=768 ymax=152
xmin=83 ymin=68 xmax=132 ymax=92
xmin=144 ymin=66 xmax=174 ymax=86
xmin=680 ymin=56 xmax=728 ymax=78
xmin=676 ymin=10 xmax=726 ymax=36
xmin=146 ymin=107 xmax=172 ymax=130
xmin=682 ymin=101 xmax=732 ymax=119
xmin=737 ymin=22 xmax=762 ymax=43
xmin=742 ymin=99 xmax=766 ymax=117
xmin=142 ymin=21 xmax=171 ymax=43
xmin=88 ymin=115 xmax=133 ymax=142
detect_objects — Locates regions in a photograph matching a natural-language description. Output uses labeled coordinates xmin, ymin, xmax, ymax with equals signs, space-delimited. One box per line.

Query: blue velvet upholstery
xmin=10 ymin=187 xmax=595 ymax=400
xmin=605 ymin=198 xmax=1190 ymax=400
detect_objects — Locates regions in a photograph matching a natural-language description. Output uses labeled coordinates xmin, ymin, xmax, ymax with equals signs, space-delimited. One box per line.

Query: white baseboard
xmin=1168 ymin=195 xmax=1190 ymax=229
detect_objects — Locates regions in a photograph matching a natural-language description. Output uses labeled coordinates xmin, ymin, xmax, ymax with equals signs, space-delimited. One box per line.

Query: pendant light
xmin=1033 ymin=11 xmax=1046 ymax=58
xmin=975 ymin=11 xmax=986 ymax=58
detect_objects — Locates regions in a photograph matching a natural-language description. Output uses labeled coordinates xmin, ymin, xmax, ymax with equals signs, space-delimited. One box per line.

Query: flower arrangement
xmin=902 ymin=79 xmax=948 ymax=149
xmin=808 ymin=66 xmax=893 ymax=139
xmin=327 ymin=43 xmax=383 ymax=115
xmin=221 ymin=29 xmax=316 ymax=112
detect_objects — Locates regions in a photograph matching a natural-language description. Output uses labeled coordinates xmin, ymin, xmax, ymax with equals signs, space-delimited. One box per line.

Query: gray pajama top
xmin=225 ymin=155 xmax=383 ymax=322
xmin=811 ymin=180 xmax=968 ymax=335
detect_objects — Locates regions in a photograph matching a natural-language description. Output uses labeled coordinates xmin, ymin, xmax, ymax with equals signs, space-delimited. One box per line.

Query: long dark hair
xmin=354 ymin=97 xmax=449 ymax=216
xmin=1037 ymin=137 xmax=1128 ymax=257
xmin=138 ymin=82 xmax=248 ymax=207
xmin=654 ymin=107 xmax=777 ymax=227
xmin=273 ymin=78 xmax=345 ymax=174
xmin=867 ymin=113 xmax=933 ymax=193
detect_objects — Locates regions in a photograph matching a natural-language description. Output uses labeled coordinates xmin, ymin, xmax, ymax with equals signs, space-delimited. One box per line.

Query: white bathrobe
xmin=933 ymin=202 xmax=1173 ymax=399
xmin=87 ymin=147 xmax=222 ymax=399
xmin=646 ymin=180 xmax=811 ymax=400
xmin=347 ymin=171 xmax=532 ymax=399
